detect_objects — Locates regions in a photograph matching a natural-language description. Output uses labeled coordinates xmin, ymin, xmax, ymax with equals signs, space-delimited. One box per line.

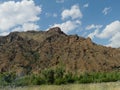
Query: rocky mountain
xmin=0 ymin=27 xmax=120 ymax=75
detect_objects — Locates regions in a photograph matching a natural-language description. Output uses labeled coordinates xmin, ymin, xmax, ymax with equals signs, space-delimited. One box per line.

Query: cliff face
xmin=0 ymin=27 xmax=120 ymax=75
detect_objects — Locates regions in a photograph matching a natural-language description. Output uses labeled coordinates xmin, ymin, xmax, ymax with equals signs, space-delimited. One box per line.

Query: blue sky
xmin=0 ymin=0 xmax=120 ymax=48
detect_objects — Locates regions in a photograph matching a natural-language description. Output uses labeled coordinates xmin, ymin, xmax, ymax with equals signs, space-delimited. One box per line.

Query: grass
xmin=1 ymin=82 xmax=120 ymax=90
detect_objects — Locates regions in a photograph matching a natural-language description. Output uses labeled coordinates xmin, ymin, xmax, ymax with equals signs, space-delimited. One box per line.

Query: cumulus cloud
xmin=102 ymin=7 xmax=111 ymax=15
xmin=107 ymin=32 xmax=120 ymax=47
xmin=86 ymin=24 xmax=102 ymax=39
xmin=87 ymin=21 xmax=120 ymax=48
xmin=0 ymin=0 xmax=41 ymax=36
xmin=98 ymin=20 xmax=120 ymax=47
xmin=49 ymin=4 xmax=82 ymax=34
xmin=86 ymin=24 xmax=103 ymax=30
xmin=12 ymin=23 xmax=39 ymax=32
xmin=83 ymin=3 xmax=89 ymax=8
xmin=61 ymin=5 xmax=82 ymax=20
xmin=0 ymin=32 xmax=10 ymax=36
xmin=49 ymin=4 xmax=82 ymax=33
xmin=98 ymin=20 xmax=120 ymax=39
xmin=51 ymin=20 xmax=81 ymax=33
xmin=88 ymin=29 xmax=99 ymax=39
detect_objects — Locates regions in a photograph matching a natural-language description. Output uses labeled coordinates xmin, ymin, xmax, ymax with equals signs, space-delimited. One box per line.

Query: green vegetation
xmin=0 ymin=72 xmax=16 ymax=86
xmin=0 ymin=68 xmax=120 ymax=87
xmin=78 ymin=72 xmax=120 ymax=83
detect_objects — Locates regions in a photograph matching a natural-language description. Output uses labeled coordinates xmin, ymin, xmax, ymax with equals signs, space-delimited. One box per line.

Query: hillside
xmin=0 ymin=27 xmax=120 ymax=76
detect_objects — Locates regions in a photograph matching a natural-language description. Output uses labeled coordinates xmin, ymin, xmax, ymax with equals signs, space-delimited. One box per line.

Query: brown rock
xmin=0 ymin=27 xmax=120 ymax=75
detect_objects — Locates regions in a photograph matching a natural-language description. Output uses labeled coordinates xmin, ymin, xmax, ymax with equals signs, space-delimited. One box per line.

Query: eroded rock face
xmin=0 ymin=27 xmax=120 ymax=75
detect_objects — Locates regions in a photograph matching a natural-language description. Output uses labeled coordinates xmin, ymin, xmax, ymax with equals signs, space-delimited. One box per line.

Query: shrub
xmin=54 ymin=67 xmax=64 ymax=79
xmin=54 ymin=78 xmax=65 ymax=85
xmin=0 ymin=72 xmax=16 ymax=86
xmin=1 ymin=71 xmax=120 ymax=86
xmin=41 ymin=69 xmax=54 ymax=84
xmin=64 ymin=72 xmax=75 ymax=83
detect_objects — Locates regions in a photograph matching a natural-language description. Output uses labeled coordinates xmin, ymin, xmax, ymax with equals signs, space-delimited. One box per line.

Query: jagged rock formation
xmin=0 ymin=27 xmax=120 ymax=75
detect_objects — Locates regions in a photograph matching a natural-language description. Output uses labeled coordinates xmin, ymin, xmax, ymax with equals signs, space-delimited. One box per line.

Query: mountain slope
xmin=0 ymin=27 xmax=120 ymax=75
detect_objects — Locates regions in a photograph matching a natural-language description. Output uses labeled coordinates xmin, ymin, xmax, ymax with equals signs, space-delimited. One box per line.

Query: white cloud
xmin=61 ymin=4 xmax=82 ymax=20
xmin=83 ymin=3 xmax=89 ymax=8
xmin=87 ymin=21 xmax=120 ymax=48
xmin=102 ymin=7 xmax=111 ymax=15
xmin=45 ymin=12 xmax=57 ymax=18
xmin=56 ymin=0 xmax=65 ymax=3
xmin=86 ymin=24 xmax=102 ymax=39
xmin=12 ymin=23 xmax=39 ymax=32
xmin=49 ymin=4 xmax=82 ymax=34
xmin=0 ymin=0 xmax=41 ymax=36
xmin=22 ymin=23 xmax=39 ymax=31
xmin=51 ymin=20 xmax=81 ymax=33
xmin=88 ymin=29 xmax=99 ymax=39
xmin=98 ymin=20 xmax=120 ymax=39
xmin=98 ymin=20 xmax=120 ymax=47
xmin=0 ymin=32 xmax=9 ymax=36
xmin=86 ymin=24 xmax=103 ymax=30
xmin=107 ymin=32 xmax=120 ymax=47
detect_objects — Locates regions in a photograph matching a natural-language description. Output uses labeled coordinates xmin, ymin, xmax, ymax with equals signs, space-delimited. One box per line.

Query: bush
xmin=0 ymin=72 xmax=16 ymax=86
xmin=64 ymin=72 xmax=75 ymax=83
xmin=78 ymin=72 xmax=120 ymax=83
xmin=1 ymin=71 xmax=120 ymax=86
xmin=41 ymin=69 xmax=54 ymax=84
xmin=15 ymin=75 xmax=34 ymax=86
xmin=53 ymin=67 xmax=65 ymax=85
xmin=54 ymin=67 xmax=64 ymax=79
xmin=30 ymin=75 xmax=44 ymax=85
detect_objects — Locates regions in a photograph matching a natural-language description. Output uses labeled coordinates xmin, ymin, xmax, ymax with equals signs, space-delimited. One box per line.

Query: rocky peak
xmin=86 ymin=37 xmax=92 ymax=44
xmin=47 ymin=27 xmax=66 ymax=35
xmin=6 ymin=32 xmax=24 ymax=43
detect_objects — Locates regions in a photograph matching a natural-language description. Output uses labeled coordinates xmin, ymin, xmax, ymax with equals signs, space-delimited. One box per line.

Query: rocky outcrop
xmin=0 ymin=27 xmax=120 ymax=75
